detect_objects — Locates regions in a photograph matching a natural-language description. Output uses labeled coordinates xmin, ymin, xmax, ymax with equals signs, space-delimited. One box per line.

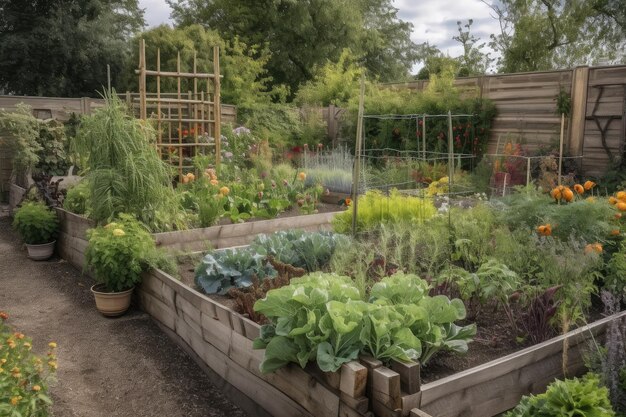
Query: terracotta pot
xmin=91 ymin=284 xmax=134 ymax=317
xmin=26 ymin=241 xmax=55 ymax=261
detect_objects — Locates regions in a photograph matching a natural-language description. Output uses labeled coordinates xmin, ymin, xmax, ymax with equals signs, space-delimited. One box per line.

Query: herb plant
xmin=12 ymin=201 xmax=59 ymax=245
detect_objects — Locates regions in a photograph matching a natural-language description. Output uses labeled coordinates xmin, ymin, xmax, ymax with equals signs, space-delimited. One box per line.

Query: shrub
xmin=85 ymin=214 xmax=165 ymax=292
xmin=12 ymin=202 xmax=58 ymax=245
xmin=504 ymin=373 xmax=615 ymax=417
xmin=0 ymin=311 xmax=57 ymax=416
xmin=63 ymin=180 xmax=90 ymax=216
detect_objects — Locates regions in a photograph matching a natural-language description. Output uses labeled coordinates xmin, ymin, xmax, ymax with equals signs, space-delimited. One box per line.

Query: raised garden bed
xmin=53 ymin=207 xmax=626 ymax=417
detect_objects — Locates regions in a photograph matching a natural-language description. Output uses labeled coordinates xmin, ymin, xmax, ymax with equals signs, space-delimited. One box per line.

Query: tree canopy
xmin=166 ymin=0 xmax=418 ymax=94
xmin=0 ymin=0 xmax=144 ymax=96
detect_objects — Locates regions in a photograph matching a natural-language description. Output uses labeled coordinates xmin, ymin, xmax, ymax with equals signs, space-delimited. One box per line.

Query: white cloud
xmin=139 ymin=0 xmax=173 ymax=27
xmin=392 ymin=0 xmax=500 ymax=58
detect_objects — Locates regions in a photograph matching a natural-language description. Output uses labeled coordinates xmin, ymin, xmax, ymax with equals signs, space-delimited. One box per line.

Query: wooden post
xmin=156 ymin=48 xmax=162 ymax=156
xmin=139 ymin=39 xmax=147 ymax=120
xmin=568 ymin=66 xmax=590 ymax=164
xmin=351 ymin=75 xmax=365 ymax=236
xmin=526 ymin=157 xmax=531 ymax=186
xmin=213 ymin=46 xmax=221 ymax=169
xmin=447 ymin=110 xmax=454 ymax=188
xmin=193 ymin=51 xmax=199 ymax=159
xmin=422 ymin=114 xmax=426 ymax=161
xmin=177 ymin=52 xmax=183 ymax=181
xmin=558 ymin=113 xmax=565 ymax=186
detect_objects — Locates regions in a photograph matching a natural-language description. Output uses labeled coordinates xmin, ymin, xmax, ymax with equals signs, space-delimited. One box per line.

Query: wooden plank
xmin=200 ymin=312 xmax=233 ymax=355
xmin=372 ymin=367 xmax=401 ymax=410
xmin=419 ymin=311 xmax=626 ymax=417
xmin=155 ymin=322 xmax=314 ymax=417
xmin=242 ymin=316 xmax=261 ymax=340
xmin=409 ymin=409 xmax=434 ymax=417
xmin=401 ymin=392 xmax=422 ymax=416
xmin=391 ymin=360 xmax=420 ymax=394
xmin=372 ymin=400 xmax=401 ymax=417
xmin=340 ymin=361 xmax=368 ymax=398
xmin=340 ymin=394 xmax=369 ymax=414
xmin=137 ymin=290 xmax=176 ymax=330
xmin=229 ymin=331 xmax=341 ymax=417
xmin=360 ymin=354 xmax=383 ymax=401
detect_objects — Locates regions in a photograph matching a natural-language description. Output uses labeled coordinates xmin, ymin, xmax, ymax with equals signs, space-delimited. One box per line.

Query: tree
xmin=121 ymin=25 xmax=284 ymax=106
xmin=167 ymin=0 xmax=418 ymax=95
xmin=484 ymin=0 xmax=626 ymax=73
xmin=0 ymin=0 xmax=144 ymax=97
xmin=453 ymin=20 xmax=494 ymax=76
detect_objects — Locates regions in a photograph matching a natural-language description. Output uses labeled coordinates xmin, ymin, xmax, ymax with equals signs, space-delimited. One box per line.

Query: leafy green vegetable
xmin=505 ymin=373 xmax=615 ymax=417
xmin=254 ymin=272 xmax=475 ymax=373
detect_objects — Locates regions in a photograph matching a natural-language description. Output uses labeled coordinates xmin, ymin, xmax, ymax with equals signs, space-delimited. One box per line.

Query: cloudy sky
xmin=138 ymin=0 xmax=501 ymax=64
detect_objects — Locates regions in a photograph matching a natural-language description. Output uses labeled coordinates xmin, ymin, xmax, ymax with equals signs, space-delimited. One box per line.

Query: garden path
xmin=0 ymin=216 xmax=247 ymax=417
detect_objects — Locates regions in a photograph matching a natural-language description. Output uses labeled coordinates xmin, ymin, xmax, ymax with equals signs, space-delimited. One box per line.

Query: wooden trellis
xmin=137 ymin=39 xmax=222 ymax=181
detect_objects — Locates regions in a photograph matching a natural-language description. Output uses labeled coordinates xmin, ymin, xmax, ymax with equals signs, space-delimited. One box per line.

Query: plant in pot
xmin=12 ymin=201 xmax=59 ymax=260
xmin=85 ymin=214 xmax=157 ymax=317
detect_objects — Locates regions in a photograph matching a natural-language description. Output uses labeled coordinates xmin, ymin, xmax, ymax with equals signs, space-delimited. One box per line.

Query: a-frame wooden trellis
xmin=136 ymin=39 xmax=221 ymax=181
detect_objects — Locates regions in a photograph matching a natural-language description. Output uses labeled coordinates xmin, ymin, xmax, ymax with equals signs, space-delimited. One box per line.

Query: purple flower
xmin=233 ymin=126 xmax=251 ymax=136
xmin=224 ymin=151 xmax=233 ymax=159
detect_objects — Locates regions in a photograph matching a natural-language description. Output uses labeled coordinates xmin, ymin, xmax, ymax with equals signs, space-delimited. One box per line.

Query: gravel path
xmin=0 ymin=216 xmax=247 ymax=417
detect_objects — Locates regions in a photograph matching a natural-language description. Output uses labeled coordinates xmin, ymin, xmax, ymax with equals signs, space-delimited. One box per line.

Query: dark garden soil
xmin=0 ymin=215 xmax=247 ymax=417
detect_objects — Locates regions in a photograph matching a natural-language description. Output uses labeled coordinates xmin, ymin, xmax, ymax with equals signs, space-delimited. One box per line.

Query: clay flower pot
xmin=91 ymin=284 xmax=134 ymax=317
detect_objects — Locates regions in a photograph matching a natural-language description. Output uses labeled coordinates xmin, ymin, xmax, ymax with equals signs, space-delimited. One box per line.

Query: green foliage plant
xmin=74 ymin=92 xmax=181 ymax=231
xmin=12 ymin=202 xmax=59 ymax=245
xmin=332 ymin=189 xmax=437 ymax=233
xmin=504 ymin=373 xmax=615 ymax=417
xmin=85 ymin=214 xmax=163 ymax=292
xmin=195 ymin=230 xmax=349 ymax=294
xmin=0 ymin=312 xmax=57 ymax=417
xmin=63 ymin=181 xmax=91 ymax=216
xmin=253 ymin=272 xmax=475 ymax=373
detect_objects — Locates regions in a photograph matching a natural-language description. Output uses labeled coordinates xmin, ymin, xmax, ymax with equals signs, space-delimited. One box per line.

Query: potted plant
xmin=85 ymin=214 xmax=156 ymax=317
xmin=12 ymin=201 xmax=59 ymax=260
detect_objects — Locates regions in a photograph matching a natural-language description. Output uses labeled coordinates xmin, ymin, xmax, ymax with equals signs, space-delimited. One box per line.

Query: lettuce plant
xmin=504 ymin=373 xmax=615 ymax=417
xmin=253 ymin=272 xmax=475 ymax=373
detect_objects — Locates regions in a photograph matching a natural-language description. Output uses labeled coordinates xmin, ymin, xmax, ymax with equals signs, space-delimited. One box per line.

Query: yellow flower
xmin=104 ymin=222 xmax=118 ymax=229
xmin=48 ymin=360 xmax=57 ymax=370
xmin=219 ymin=186 xmax=230 ymax=196
xmin=7 ymin=339 xmax=16 ymax=349
xmin=32 ymin=385 xmax=41 ymax=392
xmin=23 ymin=342 xmax=31 ymax=350
xmin=112 ymin=229 xmax=125 ymax=237
xmin=11 ymin=367 xmax=21 ymax=378
xmin=10 ymin=396 xmax=21 ymax=406
xmin=297 ymin=172 xmax=306 ymax=181
xmin=1 ymin=358 xmax=6 ymax=365
xmin=210 ymin=179 xmax=219 ymax=186
xmin=48 ymin=342 xmax=57 ymax=349
xmin=586 ymin=197 xmax=596 ymax=203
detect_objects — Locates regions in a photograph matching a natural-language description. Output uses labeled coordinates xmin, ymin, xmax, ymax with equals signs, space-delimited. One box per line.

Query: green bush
xmin=63 ymin=180 xmax=90 ymax=215
xmin=85 ymin=214 xmax=164 ymax=292
xmin=504 ymin=373 xmax=615 ymax=417
xmin=0 ymin=311 xmax=57 ymax=417
xmin=12 ymin=202 xmax=58 ymax=245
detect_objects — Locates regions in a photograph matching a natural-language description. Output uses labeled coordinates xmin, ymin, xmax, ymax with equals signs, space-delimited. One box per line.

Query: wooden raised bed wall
xmin=52 ymin=208 xmax=626 ymax=417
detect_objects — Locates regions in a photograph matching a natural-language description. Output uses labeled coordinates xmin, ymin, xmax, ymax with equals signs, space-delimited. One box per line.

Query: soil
xmin=0 ymin=214 xmax=247 ymax=417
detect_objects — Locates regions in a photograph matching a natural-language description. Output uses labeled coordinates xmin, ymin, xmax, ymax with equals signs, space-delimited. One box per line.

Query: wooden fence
xmin=381 ymin=65 xmax=626 ymax=177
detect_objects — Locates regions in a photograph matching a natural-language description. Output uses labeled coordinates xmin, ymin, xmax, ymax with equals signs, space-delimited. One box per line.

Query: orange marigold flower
xmin=562 ymin=187 xmax=574 ymax=202
xmin=610 ymin=196 xmax=618 ymax=205
xmin=10 ymin=396 xmax=21 ymax=406
xmin=219 ymin=186 xmax=230 ymax=196
xmin=550 ymin=187 xmax=562 ymax=200
xmin=617 ymin=191 xmax=626 ymax=201
xmin=0 ymin=312 xmax=8 ymax=320
xmin=32 ymin=385 xmax=41 ymax=392
xmin=618 ymin=202 xmax=626 ymax=212
xmin=345 ymin=198 xmax=352 ymax=207
xmin=583 ymin=180 xmax=595 ymax=190
xmin=210 ymin=179 xmax=219 ymax=186
xmin=611 ymin=229 xmax=620 ymax=236
xmin=13 ymin=332 xmax=24 ymax=339
xmin=297 ymin=172 xmax=306 ymax=181
xmin=573 ymin=184 xmax=584 ymax=195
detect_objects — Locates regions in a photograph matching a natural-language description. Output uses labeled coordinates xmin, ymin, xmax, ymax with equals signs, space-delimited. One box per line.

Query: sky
xmin=138 ymin=0 xmax=501 ymax=65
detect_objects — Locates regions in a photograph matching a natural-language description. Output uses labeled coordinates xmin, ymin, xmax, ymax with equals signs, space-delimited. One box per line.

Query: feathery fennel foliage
xmin=74 ymin=92 xmax=183 ymax=231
